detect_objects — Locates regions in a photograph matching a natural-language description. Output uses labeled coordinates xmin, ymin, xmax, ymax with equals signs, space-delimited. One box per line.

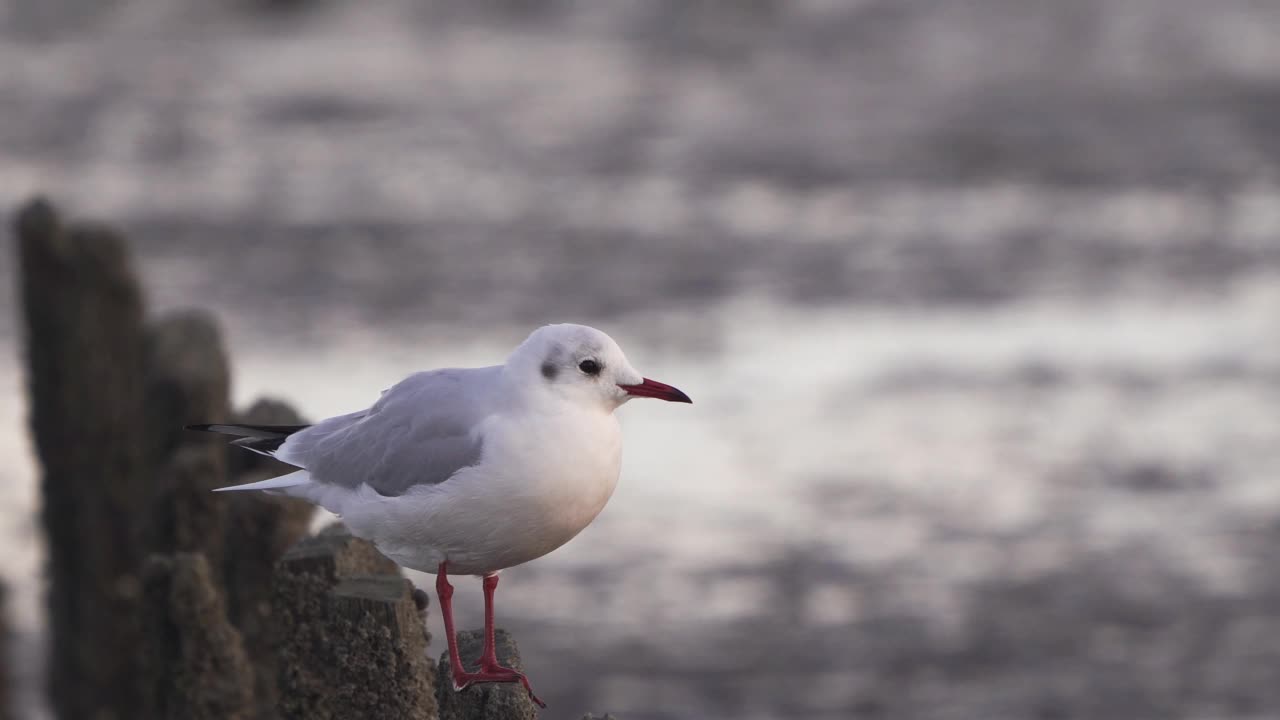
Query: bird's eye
xmin=578 ymin=359 xmax=601 ymax=375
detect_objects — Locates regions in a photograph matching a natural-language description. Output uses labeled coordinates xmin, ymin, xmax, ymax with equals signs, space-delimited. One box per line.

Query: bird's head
xmin=507 ymin=323 xmax=691 ymax=411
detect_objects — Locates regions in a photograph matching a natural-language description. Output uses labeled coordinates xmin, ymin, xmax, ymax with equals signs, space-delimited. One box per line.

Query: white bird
xmin=189 ymin=323 xmax=691 ymax=706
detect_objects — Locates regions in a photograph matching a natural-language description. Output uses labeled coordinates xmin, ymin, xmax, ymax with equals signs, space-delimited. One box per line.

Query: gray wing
xmin=276 ymin=367 xmax=498 ymax=496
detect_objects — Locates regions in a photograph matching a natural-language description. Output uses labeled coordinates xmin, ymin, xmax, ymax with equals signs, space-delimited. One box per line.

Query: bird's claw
xmin=450 ymin=666 xmax=546 ymax=708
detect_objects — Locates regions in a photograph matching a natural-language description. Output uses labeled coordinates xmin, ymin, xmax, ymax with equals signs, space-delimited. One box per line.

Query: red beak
xmin=619 ymin=377 xmax=692 ymax=403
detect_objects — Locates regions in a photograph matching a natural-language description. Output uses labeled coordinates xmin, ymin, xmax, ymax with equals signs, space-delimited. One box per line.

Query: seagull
xmin=189 ymin=323 xmax=691 ymax=706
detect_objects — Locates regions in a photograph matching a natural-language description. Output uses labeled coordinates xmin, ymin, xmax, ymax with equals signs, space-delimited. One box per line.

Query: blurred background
xmin=3 ymin=0 xmax=1280 ymax=718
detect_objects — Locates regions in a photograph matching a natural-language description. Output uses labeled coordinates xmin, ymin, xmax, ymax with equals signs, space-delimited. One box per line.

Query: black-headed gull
xmin=190 ymin=323 xmax=691 ymax=706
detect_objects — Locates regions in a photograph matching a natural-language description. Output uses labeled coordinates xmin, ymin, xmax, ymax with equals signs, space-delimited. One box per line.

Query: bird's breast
xmin=369 ymin=410 xmax=623 ymax=574
xmin=486 ymin=410 xmax=622 ymax=534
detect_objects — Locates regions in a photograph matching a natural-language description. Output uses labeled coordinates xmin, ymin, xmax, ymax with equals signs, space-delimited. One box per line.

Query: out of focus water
xmin=3 ymin=1 xmax=1280 ymax=718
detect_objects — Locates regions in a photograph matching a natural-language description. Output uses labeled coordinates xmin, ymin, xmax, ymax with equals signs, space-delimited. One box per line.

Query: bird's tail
xmin=212 ymin=469 xmax=311 ymax=493
xmin=187 ymin=422 xmax=309 ymax=458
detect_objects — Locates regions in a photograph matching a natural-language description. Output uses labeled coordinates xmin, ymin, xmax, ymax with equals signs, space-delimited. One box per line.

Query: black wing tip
xmin=233 ymin=435 xmax=290 ymax=454
xmin=182 ymin=423 xmax=310 ymax=434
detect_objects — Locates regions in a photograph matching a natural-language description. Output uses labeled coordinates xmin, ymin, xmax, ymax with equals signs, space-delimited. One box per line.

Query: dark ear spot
xmin=541 ymin=361 xmax=558 ymax=380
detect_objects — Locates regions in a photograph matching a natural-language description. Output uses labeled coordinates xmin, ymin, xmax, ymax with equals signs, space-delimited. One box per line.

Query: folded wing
xmin=273 ymin=367 xmax=496 ymax=497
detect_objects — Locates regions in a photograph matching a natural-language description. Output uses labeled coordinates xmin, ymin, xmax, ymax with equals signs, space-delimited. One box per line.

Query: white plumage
xmin=198 ymin=323 xmax=691 ymax=704
xmin=207 ymin=323 xmax=689 ymax=575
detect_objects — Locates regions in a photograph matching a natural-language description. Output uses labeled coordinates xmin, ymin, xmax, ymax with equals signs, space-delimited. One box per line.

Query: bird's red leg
xmin=480 ymin=573 xmax=501 ymax=670
xmin=436 ymin=564 xmax=545 ymax=708
xmin=435 ymin=561 xmax=469 ymax=690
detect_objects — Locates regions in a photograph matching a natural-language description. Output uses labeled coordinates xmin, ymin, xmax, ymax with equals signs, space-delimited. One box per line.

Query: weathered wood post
xmin=141 ymin=553 xmax=256 ymax=719
xmin=13 ymin=198 xmax=314 ymax=718
xmin=15 ymin=197 xmax=149 ymax=719
xmin=139 ymin=308 xmax=270 ymax=717
xmin=273 ymin=525 xmax=439 ymax=719
xmin=222 ymin=399 xmax=316 ymax=718
xmin=437 ymin=630 xmax=540 ymax=720
xmin=139 ymin=309 xmax=318 ymax=717
xmin=144 ymin=310 xmax=232 ymax=566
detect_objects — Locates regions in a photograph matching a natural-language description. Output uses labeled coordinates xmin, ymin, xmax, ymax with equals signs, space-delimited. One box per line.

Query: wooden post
xmin=222 ymin=399 xmax=315 ymax=718
xmin=144 ymin=310 xmax=231 ymax=461
xmin=15 ymin=197 xmax=148 ymax=719
xmin=437 ymin=630 xmax=540 ymax=720
xmin=273 ymin=527 xmax=438 ymax=719
xmin=141 ymin=553 xmax=255 ymax=719
xmin=143 ymin=310 xmax=233 ymax=569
